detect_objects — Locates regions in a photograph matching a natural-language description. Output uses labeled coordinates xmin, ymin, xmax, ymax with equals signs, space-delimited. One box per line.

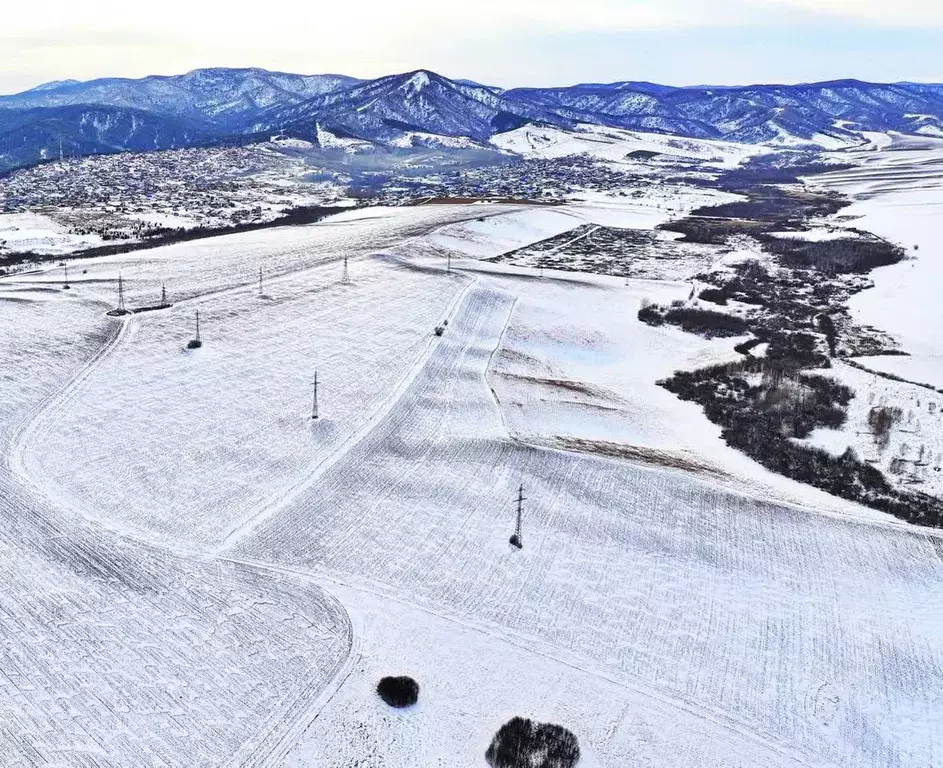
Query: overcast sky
xmin=2 ymin=0 xmax=942 ymax=94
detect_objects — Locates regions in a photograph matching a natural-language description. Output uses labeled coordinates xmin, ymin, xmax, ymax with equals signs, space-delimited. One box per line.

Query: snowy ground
xmin=8 ymin=204 xmax=507 ymax=307
xmin=0 ymin=211 xmax=104 ymax=256
xmin=812 ymin=135 xmax=943 ymax=389
xmin=283 ymin=587 xmax=806 ymax=768
xmin=1 ymin=194 xmax=941 ymax=767
xmin=19 ymin=254 xmax=466 ymax=547
xmin=426 ymin=183 xmax=738 ymax=264
xmin=803 ymin=361 xmax=943 ymax=497
xmin=230 ymin=282 xmax=943 ymax=768
xmin=0 ymin=283 xmax=351 ymax=765
xmin=491 ymin=123 xmax=767 ymax=170
xmin=481 ymin=272 xmax=885 ymax=515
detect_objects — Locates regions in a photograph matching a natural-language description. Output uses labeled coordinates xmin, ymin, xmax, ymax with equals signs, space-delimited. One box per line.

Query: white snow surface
xmin=812 ymin=137 xmax=943 ymax=389
xmin=426 ymin=185 xmax=739 ymax=260
xmin=231 ymin=280 xmax=943 ymax=768
xmin=427 ymin=207 xmax=582 ymax=258
xmin=767 ymin=228 xmax=860 ymax=242
xmin=801 ymin=361 xmax=943 ymax=498
xmin=0 ymin=281 xmax=351 ymax=765
xmin=491 ymin=123 xmax=765 ymax=169
xmin=1 ymin=196 xmax=941 ymax=767
xmin=0 ymin=211 xmax=103 ymax=255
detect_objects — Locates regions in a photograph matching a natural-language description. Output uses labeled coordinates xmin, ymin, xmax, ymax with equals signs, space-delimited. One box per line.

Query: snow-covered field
xmin=483 ymin=272 xmax=881 ymax=515
xmin=491 ymin=123 xmax=766 ymax=169
xmin=0 ymin=282 xmax=351 ymax=765
xmin=427 ymin=207 xmax=582 ymax=259
xmin=11 ymin=204 xmax=501 ymax=307
xmin=0 ymin=211 xmax=104 ymax=256
xmin=230 ymin=281 xmax=943 ymax=767
xmin=812 ymin=136 xmax=943 ymax=389
xmin=1 ymin=193 xmax=941 ymax=767
xmin=426 ymin=183 xmax=739 ymax=263
xmin=19 ymin=253 xmax=466 ymax=547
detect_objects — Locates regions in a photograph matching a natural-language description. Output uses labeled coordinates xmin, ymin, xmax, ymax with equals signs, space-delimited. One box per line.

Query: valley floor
xmin=0 ymin=187 xmax=940 ymax=766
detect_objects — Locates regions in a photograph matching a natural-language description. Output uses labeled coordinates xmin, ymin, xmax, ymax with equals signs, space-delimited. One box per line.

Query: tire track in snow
xmin=2 ymin=302 xmax=357 ymax=766
xmin=227 ymin=285 xmax=833 ymax=766
xmin=0 ymin=212 xmax=515 ymax=764
xmin=221 ymin=550 xmax=814 ymax=768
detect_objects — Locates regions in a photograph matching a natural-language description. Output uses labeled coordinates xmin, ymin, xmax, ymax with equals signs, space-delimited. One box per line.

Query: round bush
xmin=376 ymin=676 xmax=419 ymax=708
xmin=486 ymin=717 xmax=580 ymax=768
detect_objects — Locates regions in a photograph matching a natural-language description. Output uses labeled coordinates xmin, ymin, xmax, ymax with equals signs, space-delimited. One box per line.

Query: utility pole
xmin=341 ymin=255 xmax=350 ymax=284
xmin=117 ymin=273 xmax=126 ymax=313
xmin=258 ymin=265 xmax=263 ymax=295
xmin=187 ymin=310 xmax=203 ymax=349
xmin=510 ymin=484 xmax=525 ymax=549
xmin=447 ymin=252 xmax=452 ymax=273
xmin=160 ymin=283 xmax=168 ymax=307
xmin=311 ymin=372 xmax=319 ymax=420
xmin=63 ymin=264 xmax=70 ymax=290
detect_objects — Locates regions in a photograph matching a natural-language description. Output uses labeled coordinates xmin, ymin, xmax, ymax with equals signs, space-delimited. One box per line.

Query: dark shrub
xmin=734 ymin=338 xmax=764 ymax=356
xmin=698 ymin=287 xmax=728 ymax=305
xmin=486 ymin=717 xmax=580 ymax=768
xmin=376 ymin=676 xmax=419 ymax=708
xmin=638 ymin=304 xmax=748 ymax=338
xmin=758 ymin=234 xmax=905 ymax=274
xmin=637 ymin=302 xmax=664 ymax=326
xmin=665 ymin=307 xmax=749 ymax=338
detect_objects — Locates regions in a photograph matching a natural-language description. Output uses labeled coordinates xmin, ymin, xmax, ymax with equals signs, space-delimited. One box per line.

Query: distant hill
xmin=2 ymin=67 xmax=943 ymax=171
xmin=0 ymin=68 xmax=360 ymax=129
xmin=0 ymin=104 xmax=224 ymax=171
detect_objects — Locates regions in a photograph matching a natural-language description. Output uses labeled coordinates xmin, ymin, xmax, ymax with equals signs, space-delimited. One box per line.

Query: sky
xmin=1 ymin=0 xmax=943 ymax=94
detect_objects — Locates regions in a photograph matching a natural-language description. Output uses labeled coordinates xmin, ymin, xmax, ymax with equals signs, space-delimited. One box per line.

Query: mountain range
xmin=2 ymin=67 xmax=943 ymax=171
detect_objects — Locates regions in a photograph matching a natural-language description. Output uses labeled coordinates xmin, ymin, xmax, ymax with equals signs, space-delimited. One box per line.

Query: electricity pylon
xmin=341 ymin=255 xmax=350 ymax=284
xmin=117 ymin=273 xmax=127 ymax=312
xmin=187 ymin=310 xmax=202 ymax=349
xmin=510 ymin=484 xmax=525 ymax=549
xmin=311 ymin=372 xmax=319 ymax=420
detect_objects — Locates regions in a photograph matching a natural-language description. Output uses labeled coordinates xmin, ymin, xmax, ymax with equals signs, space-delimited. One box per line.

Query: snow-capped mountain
xmin=503 ymin=79 xmax=943 ymax=145
xmin=0 ymin=68 xmax=360 ymax=129
xmin=3 ymin=67 xmax=943 ymax=171
xmin=252 ymin=70 xmax=575 ymax=143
